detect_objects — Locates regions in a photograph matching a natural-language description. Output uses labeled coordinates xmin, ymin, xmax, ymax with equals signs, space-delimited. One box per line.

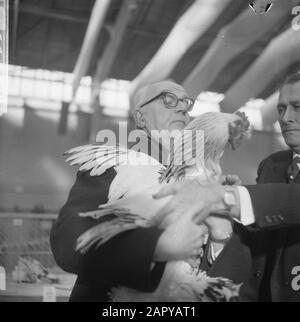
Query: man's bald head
xmin=132 ymin=81 xmax=192 ymax=133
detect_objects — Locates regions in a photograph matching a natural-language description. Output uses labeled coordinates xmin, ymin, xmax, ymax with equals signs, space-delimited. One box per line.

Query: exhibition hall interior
xmin=0 ymin=0 xmax=299 ymax=301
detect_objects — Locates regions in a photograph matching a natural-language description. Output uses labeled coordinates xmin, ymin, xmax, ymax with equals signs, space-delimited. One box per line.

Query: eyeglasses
xmin=139 ymin=92 xmax=195 ymax=111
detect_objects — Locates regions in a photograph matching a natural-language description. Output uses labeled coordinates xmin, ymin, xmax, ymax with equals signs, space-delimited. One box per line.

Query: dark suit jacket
xmin=202 ymin=150 xmax=300 ymax=301
xmin=50 ymin=167 xmax=166 ymax=302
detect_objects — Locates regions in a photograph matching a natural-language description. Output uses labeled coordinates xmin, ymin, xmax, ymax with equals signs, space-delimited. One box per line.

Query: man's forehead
xmin=279 ymin=82 xmax=300 ymax=102
xmin=150 ymin=81 xmax=187 ymax=97
xmin=133 ymin=81 xmax=188 ymax=110
xmin=161 ymin=83 xmax=186 ymax=95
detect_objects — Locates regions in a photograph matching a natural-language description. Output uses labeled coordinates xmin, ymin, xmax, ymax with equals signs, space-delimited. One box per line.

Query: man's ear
xmin=134 ymin=110 xmax=146 ymax=128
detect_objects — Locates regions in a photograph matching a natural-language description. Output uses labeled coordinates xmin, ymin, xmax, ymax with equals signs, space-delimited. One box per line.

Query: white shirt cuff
xmin=236 ymin=186 xmax=255 ymax=226
xmin=211 ymin=244 xmax=223 ymax=261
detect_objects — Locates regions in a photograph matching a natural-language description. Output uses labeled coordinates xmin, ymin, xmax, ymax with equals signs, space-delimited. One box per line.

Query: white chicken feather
xmin=64 ymin=111 xmax=249 ymax=302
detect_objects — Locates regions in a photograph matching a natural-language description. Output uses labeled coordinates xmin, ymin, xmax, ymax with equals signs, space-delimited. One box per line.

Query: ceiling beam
xmin=16 ymin=3 xmax=90 ymax=24
xmin=91 ymin=0 xmax=137 ymax=104
xmin=183 ymin=0 xmax=295 ymax=97
xmin=220 ymin=27 xmax=300 ymax=112
xmin=130 ymin=0 xmax=231 ymax=97
xmin=90 ymin=0 xmax=137 ymax=141
xmin=58 ymin=0 xmax=111 ymax=134
xmin=12 ymin=0 xmax=20 ymax=61
xmin=71 ymin=0 xmax=111 ymax=104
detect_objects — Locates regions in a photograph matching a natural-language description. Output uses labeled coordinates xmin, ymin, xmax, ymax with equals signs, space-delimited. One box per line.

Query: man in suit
xmin=153 ymin=72 xmax=300 ymax=301
xmin=240 ymin=72 xmax=300 ymax=301
xmin=50 ymin=80 xmax=204 ymax=301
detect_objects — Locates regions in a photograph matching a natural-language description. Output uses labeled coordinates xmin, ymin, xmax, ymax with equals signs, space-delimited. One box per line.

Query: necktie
xmin=287 ymin=157 xmax=300 ymax=183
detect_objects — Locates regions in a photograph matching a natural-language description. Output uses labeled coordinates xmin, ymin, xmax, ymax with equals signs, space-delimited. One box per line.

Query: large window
xmin=8 ymin=65 xmax=131 ymax=118
xmin=8 ymin=65 xmax=91 ymax=112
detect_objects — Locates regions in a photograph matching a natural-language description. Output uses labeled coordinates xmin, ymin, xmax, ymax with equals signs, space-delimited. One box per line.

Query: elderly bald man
xmin=50 ymin=80 xmax=198 ymax=302
xmin=130 ymin=80 xmax=192 ymax=164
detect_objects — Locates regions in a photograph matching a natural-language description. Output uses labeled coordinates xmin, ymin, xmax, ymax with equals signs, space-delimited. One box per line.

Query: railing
xmin=0 ymin=212 xmax=58 ymax=273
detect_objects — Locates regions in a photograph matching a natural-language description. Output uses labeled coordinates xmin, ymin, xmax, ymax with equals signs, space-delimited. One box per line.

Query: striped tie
xmin=287 ymin=157 xmax=300 ymax=183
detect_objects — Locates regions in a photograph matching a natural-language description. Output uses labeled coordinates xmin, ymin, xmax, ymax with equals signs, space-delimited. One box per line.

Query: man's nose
xmin=282 ymin=106 xmax=295 ymax=123
xmin=175 ymin=101 xmax=189 ymax=113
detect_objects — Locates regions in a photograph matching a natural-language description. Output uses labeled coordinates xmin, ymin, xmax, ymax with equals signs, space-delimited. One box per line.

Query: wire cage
xmin=0 ymin=212 xmax=57 ymax=274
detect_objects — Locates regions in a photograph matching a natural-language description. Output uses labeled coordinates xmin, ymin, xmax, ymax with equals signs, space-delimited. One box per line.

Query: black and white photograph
xmin=1 ymin=0 xmax=300 ymax=304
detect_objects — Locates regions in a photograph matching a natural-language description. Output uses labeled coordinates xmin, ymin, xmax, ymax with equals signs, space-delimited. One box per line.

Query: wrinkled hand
xmin=154 ymin=215 xmax=208 ymax=262
xmin=205 ymin=215 xmax=233 ymax=240
xmin=152 ymin=180 xmax=226 ymax=228
xmin=221 ymin=174 xmax=242 ymax=186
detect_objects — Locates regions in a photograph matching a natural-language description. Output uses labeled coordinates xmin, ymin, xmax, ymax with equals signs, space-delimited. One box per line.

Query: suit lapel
xmin=269 ymin=151 xmax=293 ymax=183
xmin=293 ymin=165 xmax=300 ymax=183
xmin=265 ymin=150 xmax=297 ymax=300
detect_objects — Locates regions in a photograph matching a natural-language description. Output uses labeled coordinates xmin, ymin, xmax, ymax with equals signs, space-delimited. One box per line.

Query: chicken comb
xmin=228 ymin=111 xmax=250 ymax=150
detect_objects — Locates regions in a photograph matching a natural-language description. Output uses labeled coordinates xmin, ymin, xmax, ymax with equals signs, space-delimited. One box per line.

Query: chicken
xmin=64 ymin=111 xmax=249 ymax=302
